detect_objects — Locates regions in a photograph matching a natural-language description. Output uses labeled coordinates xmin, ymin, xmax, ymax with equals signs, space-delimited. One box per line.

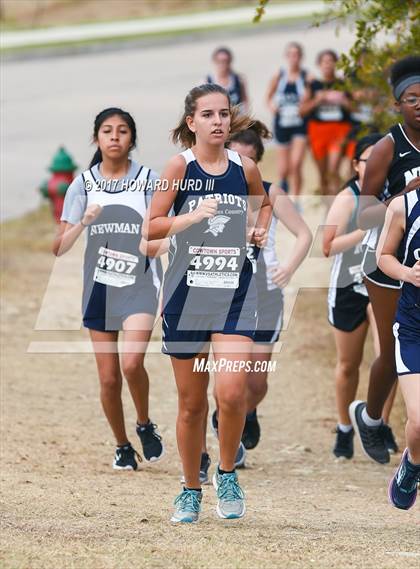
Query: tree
xmin=254 ymin=0 xmax=420 ymax=130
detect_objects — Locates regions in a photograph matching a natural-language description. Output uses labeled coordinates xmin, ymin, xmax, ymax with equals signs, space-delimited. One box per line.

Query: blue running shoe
xmin=211 ymin=410 xmax=246 ymax=468
xmin=213 ymin=468 xmax=245 ymax=519
xmin=388 ymin=448 xmax=420 ymax=510
xmin=171 ymin=488 xmax=202 ymax=523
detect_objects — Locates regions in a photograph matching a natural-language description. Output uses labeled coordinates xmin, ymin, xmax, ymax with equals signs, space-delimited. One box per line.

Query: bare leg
xmin=366 ymin=303 xmax=398 ymax=424
xmin=212 ymin=334 xmax=253 ymax=471
xmin=121 ymin=313 xmax=155 ymax=425
xmin=246 ymin=345 xmax=274 ymax=411
xmin=314 ymin=155 xmax=328 ymax=195
xmin=399 ymin=374 xmax=420 ymax=463
xmin=364 ymin=280 xmax=399 ymax=419
xmin=277 ymin=144 xmax=290 ymax=188
xmin=89 ymin=329 xmax=127 ymax=446
xmin=288 ymin=136 xmax=307 ymax=199
xmin=333 ymin=322 xmax=368 ymax=425
xmin=327 ymin=150 xmax=344 ymax=196
xmin=171 ymin=354 xmax=209 ymax=488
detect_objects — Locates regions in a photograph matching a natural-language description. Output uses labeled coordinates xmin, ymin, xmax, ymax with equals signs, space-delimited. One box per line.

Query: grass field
xmin=1 ymin=150 xmax=419 ymax=569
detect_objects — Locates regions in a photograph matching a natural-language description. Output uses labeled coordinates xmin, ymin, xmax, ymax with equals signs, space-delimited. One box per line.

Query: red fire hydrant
xmin=39 ymin=147 xmax=77 ymax=223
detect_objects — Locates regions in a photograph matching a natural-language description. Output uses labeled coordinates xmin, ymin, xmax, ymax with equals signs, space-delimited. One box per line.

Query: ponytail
xmin=89 ymin=148 xmax=103 ymax=168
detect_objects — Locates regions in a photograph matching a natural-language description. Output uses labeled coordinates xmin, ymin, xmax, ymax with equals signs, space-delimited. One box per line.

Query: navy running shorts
xmin=162 ymin=307 xmax=257 ymax=359
xmin=393 ymin=322 xmax=420 ymax=376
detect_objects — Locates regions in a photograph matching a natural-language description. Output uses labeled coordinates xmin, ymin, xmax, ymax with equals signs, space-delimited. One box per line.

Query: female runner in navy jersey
xmin=349 ymin=56 xmax=420 ymax=465
xmin=323 ymin=135 xmax=398 ymax=460
xmin=207 ymin=47 xmax=249 ymax=112
xmin=144 ymin=84 xmax=271 ymax=523
xmin=266 ymin=42 xmax=310 ymax=203
xmin=227 ymin=121 xmax=312 ymax=453
xmin=54 ymin=108 xmax=167 ymax=471
xmin=377 ymin=189 xmax=420 ymax=510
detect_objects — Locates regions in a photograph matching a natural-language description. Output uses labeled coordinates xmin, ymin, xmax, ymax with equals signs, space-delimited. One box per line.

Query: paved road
xmin=1 ymin=22 xmax=354 ymax=221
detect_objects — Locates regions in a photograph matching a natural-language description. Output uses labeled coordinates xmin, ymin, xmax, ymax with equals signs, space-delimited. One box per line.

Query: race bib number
xmin=187 ymin=245 xmax=240 ymax=289
xmin=279 ymin=104 xmax=302 ymax=128
xmin=246 ymin=244 xmax=258 ymax=274
xmin=93 ymin=246 xmax=138 ymax=287
xmin=318 ymin=104 xmax=343 ymax=122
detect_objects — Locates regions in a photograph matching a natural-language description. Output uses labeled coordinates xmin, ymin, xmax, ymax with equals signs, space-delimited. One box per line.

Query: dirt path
xmin=1 ymin=154 xmax=419 ymax=568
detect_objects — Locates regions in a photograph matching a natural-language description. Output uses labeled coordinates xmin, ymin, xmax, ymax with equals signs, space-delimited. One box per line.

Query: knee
xmin=279 ymin=164 xmax=289 ymax=178
xmin=99 ymin=373 xmax=121 ymax=393
xmin=179 ymin=398 xmax=206 ymax=424
xmin=122 ymin=357 xmax=145 ymax=381
xmin=218 ymin=386 xmax=247 ymax=414
xmin=289 ymin=162 xmax=301 ymax=176
xmin=336 ymin=359 xmax=359 ymax=379
xmin=248 ymin=374 xmax=268 ymax=397
xmin=407 ymin=415 xmax=420 ymax=440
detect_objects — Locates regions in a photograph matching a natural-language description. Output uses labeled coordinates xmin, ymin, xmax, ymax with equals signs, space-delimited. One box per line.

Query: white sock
xmin=338 ymin=423 xmax=353 ymax=433
xmin=362 ymin=407 xmax=383 ymax=427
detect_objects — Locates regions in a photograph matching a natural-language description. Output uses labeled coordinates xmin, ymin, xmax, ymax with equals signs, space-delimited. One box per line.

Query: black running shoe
xmin=136 ymin=420 xmax=164 ymax=462
xmin=200 ymin=452 xmax=211 ymax=484
xmin=241 ymin=409 xmax=261 ymax=450
xmin=382 ymin=424 xmax=399 ymax=454
xmin=349 ymin=401 xmax=390 ymax=464
xmin=333 ymin=427 xmax=354 ymax=459
xmin=113 ymin=442 xmax=141 ymax=470
xmin=211 ymin=410 xmax=219 ymax=437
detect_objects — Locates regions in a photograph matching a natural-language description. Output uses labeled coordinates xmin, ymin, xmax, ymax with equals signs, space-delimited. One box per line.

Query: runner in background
xmin=323 ymin=135 xmax=398 ymax=460
xmin=377 ymin=188 xmax=420 ymax=510
xmin=53 ymin=108 xmax=167 ymax=471
xmin=350 ymin=55 xmax=420 ymax=465
xmin=227 ymin=120 xmax=311 ymax=454
xmin=300 ymin=49 xmax=352 ymax=196
xmin=266 ymin=42 xmax=310 ymax=208
xmin=206 ymin=46 xmax=249 ymax=113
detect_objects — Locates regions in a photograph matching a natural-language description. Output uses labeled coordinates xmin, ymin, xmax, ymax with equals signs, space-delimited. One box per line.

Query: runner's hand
xmin=248 ymin=227 xmax=267 ymax=248
xmin=82 ymin=204 xmax=103 ymax=226
xmin=407 ymin=261 xmax=420 ymax=287
xmin=270 ymin=264 xmax=293 ymax=288
xmin=191 ymin=198 xmax=218 ymax=223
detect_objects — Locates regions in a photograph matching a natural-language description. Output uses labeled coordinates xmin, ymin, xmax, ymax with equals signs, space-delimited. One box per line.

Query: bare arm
xmin=377 ymin=196 xmax=420 ymax=285
xmin=266 ymin=72 xmax=281 ymax=114
xmin=299 ymin=85 xmax=324 ymax=117
xmin=270 ymin=185 xmax=312 ymax=274
xmin=144 ymin=155 xmax=218 ymax=240
xmin=52 ymin=204 xmax=102 ymax=256
xmin=239 ymin=74 xmax=249 ymax=112
xmin=242 ymin=155 xmax=272 ymax=247
xmin=139 ymin=237 xmax=170 ymax=257
xmin=358 ymin=135 xmax=394 ymax=229
xmin=323 ymin=188 xmax=365 ymax=257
